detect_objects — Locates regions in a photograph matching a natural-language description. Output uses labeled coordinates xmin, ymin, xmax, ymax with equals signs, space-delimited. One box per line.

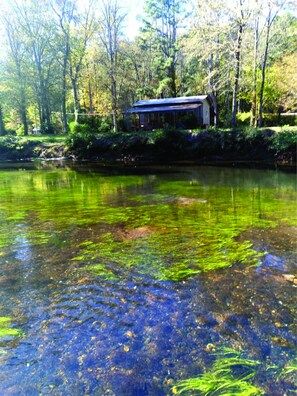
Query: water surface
xmin=0 ymin=163 xmax=296 ymax=395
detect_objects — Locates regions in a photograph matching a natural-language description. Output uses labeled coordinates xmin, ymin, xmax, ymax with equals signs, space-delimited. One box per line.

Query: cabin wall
xmin=202 ymin=100 xmax=210 ymax=127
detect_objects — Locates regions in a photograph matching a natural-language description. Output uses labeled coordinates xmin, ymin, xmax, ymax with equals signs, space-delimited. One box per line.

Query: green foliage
xmin=262 ymin=114 xmax=297 ymax=127
xmin=268 ymin=128 xmax=297 ymax=155
xmin=98 ymin=117 xmax=113 ymax=133
xmin=66 ymin=122 xmax=96 ymax=156
xmin=236 ymin=112 xmax=252 ymax=126
xmin=16 ymin=124 xmax=25 ymax=136
xmin=173 ymin=348 xmax=264 ymax=395
xmin=153 ymin=128 xmax=191 ymax=158
xmin=0 ymin=136 xmax=37 ymax=160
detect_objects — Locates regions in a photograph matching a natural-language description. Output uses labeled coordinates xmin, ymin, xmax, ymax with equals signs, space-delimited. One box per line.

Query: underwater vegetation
xmin=73 ymin=229 xmax=264 ymax=281
xmin=0 ymin=316 xmax=23 ymax=338
xmin=172 ymin=347 xmax=297 ymax=395
xmin=172 ymin=347 xmax=264 ymax=395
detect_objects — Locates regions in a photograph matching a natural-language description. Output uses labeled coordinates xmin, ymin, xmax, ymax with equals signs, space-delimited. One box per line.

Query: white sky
xmin=0 ymin=0 xmax=145 ymax=40
xmin=122 ymin=0 xmax=144 ymax=38
xmin=0 ymin=0 xmax=144 ymax=62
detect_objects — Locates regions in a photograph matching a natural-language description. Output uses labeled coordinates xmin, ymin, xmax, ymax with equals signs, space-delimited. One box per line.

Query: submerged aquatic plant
xmin=0 ymin=317 xmax=23 ymax=338
xmin=278 ymin=358 xmax=297 ymax=381
xmin=172 ymin=347 xmax=264 ymax=395
xmin=80 ymin=263 xmax=118 ymax=280
xmin=281 ymin=361 xmax=297 ymax=377
xmin=73 ymin=229 xmax=263 ymax=281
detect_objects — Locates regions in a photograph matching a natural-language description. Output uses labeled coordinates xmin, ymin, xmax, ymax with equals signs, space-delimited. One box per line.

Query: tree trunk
xmin=250 ymin=15 xmax=259 ymax=127
xmin=0 ymin=105 xmax=5 ymax=136
xmin=18 ymin=67 xmax=29 ymax=135
xmin=258 ymin=23 xmax=270 ymax=127
xmin=226 ymin=90 xmax=231 ymax=127
xmin=34 ymin=45 xmax=51 ymax=133
xmin=62 ymin=41 xmax=70 ymax=133
xmin=72 ymin=78 xmax=80 ymax=124
xmin=168 ymin=58 xmax=177 ymax=97
xmin=20 ymin=105 xmax=28 ymax=136
xmin=88 ymin=79 xmax=93 ymax=113
xmin=231 ymin=23 xmax=243 ymax=129
xmin=111 ymin=76 xmax=118 ymax=132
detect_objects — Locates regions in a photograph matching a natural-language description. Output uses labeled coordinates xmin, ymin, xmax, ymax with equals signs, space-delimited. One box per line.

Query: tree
xmin=271 ymin=52 xmax=297 ymax=111
xmin=250 ymin=0 xmax=261 ymax=126
xmin=13 ymin=0 xmax=58 ymax=132
xmin=185 ymin=0 xmax=252 ymax=127
xmin=258 ymin=0 xmax=288 ymax=127
xmin=141 ymin=0 xmax=186 ymax=98
xmin=230 ymin=0 xmax=251 ymax=128
xmin=51 ymin=0 xmax=76 ymax=132
xmin=98 ymin=0 xmax=126 ymax=132
xmin=0 ymin=103 xmax=5 ymax=135
xmin=68 ymin=0 xmax=95 ymax=124
xmin=3 ymin=14 xmax=29 ymax=135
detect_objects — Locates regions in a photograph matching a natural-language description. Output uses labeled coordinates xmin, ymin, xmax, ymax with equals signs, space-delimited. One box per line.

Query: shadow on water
xmin=0 ymin=163 xmax=296 ymax=395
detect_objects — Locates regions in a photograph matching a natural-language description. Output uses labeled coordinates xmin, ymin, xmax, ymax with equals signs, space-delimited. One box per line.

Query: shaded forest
xmin=0 ymin=0 xmax=296 ymax=135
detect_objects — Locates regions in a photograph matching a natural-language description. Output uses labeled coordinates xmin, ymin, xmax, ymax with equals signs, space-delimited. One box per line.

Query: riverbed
xmin=0 ymin=162 xmax=296 ymax=395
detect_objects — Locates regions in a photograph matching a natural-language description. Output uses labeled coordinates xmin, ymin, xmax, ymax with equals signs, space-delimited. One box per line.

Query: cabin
xmin=129 ymin=95 xmax=216 ymax=130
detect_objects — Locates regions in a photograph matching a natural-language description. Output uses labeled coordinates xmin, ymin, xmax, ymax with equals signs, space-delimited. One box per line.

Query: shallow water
xmin=0 ymin=162 xmax=296 ymax=395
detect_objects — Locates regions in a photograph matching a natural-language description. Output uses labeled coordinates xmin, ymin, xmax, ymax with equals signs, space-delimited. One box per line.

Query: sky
xmin=0 ymin=0 xmax=145 ymax=61
xmin=121 ymin=0 xmax=145 ymax=38
xmin=0 ymin=0 xmax=145 ymax=42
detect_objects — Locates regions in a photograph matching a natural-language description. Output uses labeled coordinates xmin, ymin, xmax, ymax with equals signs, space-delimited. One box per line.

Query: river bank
xmin=0 ymin=127 xmax=296 ymax=171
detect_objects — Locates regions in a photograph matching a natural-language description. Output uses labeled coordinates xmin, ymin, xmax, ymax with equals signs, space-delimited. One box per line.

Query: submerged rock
xmin=115 ymin=226 xmax=157 ymax=241
xmin=176 ymin=197 xmax=207 ymax=205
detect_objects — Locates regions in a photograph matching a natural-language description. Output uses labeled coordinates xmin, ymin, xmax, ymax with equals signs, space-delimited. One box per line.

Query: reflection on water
xmin=0 ymin=163 xmax=296 ymax=395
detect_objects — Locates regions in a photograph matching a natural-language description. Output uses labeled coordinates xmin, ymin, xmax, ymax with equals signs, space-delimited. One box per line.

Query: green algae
xmin=72 ymin=230 xmax=264 ymax=281
xmin=0 ymin=166 xmax=296 ymax=281
xmin=0 ymin=317 xmax=23 ymax=339
xmin=279 ymin=359 xmax=297 ymax=380
xmin=80 ymin=262 xmax=118 ymax=280
xmin=172 ymin=348 xmax=264 ymax=395
xmin=173 ymin=349 xmax=297 ymax=395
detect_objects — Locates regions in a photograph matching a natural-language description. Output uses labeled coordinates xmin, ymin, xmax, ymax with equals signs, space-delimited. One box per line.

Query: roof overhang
xmin=133 ymin=96 xmax=208 ymax=107
xmin=130 ymin=103 xmax=202 ymax=114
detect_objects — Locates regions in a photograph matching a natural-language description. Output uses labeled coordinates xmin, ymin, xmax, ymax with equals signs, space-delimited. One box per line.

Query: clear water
xmin=0 ymin=162 xmax=296 ymax=395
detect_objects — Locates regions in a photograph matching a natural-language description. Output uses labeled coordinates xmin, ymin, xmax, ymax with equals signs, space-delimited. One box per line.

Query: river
xmin=0 ymin=162 xmax=296 ymax=395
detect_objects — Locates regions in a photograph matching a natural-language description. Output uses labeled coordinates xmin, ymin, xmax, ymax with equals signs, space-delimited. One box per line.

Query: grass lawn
xmin=23 ymin=134 xmax=67 ymax=144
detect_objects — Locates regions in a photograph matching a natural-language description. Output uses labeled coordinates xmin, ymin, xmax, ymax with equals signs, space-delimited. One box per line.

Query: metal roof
xmin=132 ymin=96 xmax=208 ymax=108
xmin=130 ymin=103 xmax=202 ymax=114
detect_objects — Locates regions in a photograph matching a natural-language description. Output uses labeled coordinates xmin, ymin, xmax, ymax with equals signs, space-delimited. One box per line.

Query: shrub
xmin=66 ymin=122 xmax=96 ymax=157
xmin=269 ymin=128 xmax=297 ymax=154
xmin=98 ymin=117 xmax=113 ymax=133
xmin=262 ymin=114 xmax=297 ymax=127
xmin=0 ymin=136 xmax=36 ymax=160
xmin=154 ymin=128 xmax=190 ymax=159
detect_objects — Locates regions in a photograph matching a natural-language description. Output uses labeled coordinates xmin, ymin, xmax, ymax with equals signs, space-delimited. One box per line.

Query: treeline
xmin=0 ymin=0 xmax=296 ymax=135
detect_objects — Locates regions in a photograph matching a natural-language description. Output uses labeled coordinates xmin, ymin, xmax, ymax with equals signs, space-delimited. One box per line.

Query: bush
xmin=236 ymin=113 xmax=297 ymax=127
xmin=98 ymin=117 xmax=113 ymax=133
xmin=261 ymin=114 xmax=297 ymax=127
xmin=269 ymin=128 xmax=297 ymax=154
xmin=66 ymin=122 xmax=96 ymax=157
xmin=0 ymin=136 xmax=36 ymax=160
xmin=154 ymin=128 xmax=191 ymax=159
